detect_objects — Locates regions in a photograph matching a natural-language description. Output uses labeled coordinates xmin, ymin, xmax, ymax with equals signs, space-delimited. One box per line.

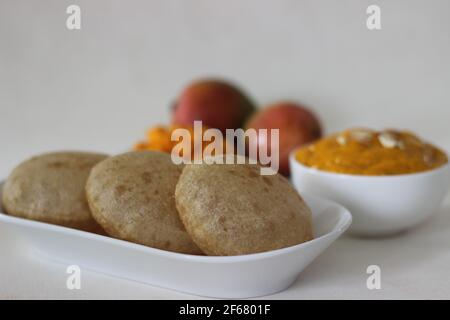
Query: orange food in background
xmin=135 ymin=126 xmax=177 ymax=153
xmin=134 ymin=125 xmax=234 ymax=159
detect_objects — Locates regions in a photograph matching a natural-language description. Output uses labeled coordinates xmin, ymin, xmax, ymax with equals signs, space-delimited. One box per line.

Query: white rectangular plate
xmin=0 ymin=184 xmax=351 ymax=298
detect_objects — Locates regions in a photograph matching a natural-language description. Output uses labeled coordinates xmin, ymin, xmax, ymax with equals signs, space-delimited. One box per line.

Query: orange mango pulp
xmin=295 ymin=129 xmax=448 ymax=175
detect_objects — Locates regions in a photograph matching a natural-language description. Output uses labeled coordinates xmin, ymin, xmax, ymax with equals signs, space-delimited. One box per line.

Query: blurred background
xmin=1 ymin=0 xmax=450 ymax=178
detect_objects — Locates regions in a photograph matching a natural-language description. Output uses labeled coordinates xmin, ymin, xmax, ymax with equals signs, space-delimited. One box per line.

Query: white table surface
xmin=1 ymin=0 xmax=450 ymax=299
xmin=1 ymin=194 xmax=450 ymax=300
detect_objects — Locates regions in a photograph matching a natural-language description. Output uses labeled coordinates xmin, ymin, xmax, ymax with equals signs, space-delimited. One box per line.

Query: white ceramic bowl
xmin=0 ymin=184 xmax=351 ymax=298
xmin=290 ymin=150 xmax=450 ymax=236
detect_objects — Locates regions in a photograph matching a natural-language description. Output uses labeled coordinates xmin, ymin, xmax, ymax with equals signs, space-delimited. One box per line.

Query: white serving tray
xmin=0 ymin=184 xmax=351 ymax=298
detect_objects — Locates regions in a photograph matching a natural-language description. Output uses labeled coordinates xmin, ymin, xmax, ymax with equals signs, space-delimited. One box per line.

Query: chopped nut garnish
xmin=336 ymin=135 xmax=346 ymax=146
xmin=423 ymin=147 xmax=435 ymax=165
xmin=349 ymin=129 xmax=374 ymax=143
xmin=378 ymin=132 xmax=400 ymax=148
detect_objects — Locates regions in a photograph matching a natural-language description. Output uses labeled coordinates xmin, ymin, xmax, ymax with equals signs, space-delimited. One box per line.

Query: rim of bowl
xmin=289 ymin=147 xmax=450 ymax=180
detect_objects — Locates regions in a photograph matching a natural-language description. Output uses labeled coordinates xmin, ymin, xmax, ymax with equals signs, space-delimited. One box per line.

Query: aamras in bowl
xmin=289 ymin=128 xmax=450 ymax=236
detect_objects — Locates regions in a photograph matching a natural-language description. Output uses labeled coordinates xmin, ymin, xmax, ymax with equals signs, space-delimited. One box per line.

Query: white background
xmin=1 ymin=0 xmax=450 ymax=299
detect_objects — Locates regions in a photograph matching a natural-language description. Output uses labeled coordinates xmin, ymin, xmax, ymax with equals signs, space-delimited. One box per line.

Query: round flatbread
xmin=175 ymin=155 xmax=313 ymax=256
xmin=2 ymin=151 xmax=108 ymax=232
xmin=86 ymin=151 xmax=202 ymax=255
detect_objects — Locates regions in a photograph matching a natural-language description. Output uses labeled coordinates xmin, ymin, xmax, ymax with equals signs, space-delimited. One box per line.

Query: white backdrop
xmin=1 ymin=0 xmax=450 ymax=177
xmin=1 ymin=0 xmax=450 ymax=299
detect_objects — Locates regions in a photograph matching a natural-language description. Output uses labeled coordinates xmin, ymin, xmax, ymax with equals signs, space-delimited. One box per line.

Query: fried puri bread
xmin=175 ymin=155 xmax=313 ymax=256
xmin=85 ymin=151 xmax=202 ymax=255
xmin=2 ymin=151 xmax=107 ymax=232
